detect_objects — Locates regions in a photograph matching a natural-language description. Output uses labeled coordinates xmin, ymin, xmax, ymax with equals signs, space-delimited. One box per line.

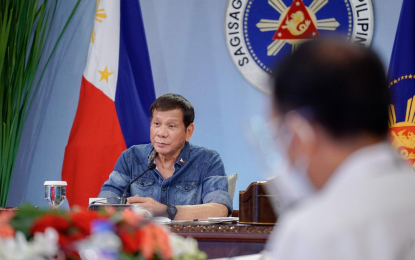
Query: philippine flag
xmin=61 ymin=0 xmax=155 ymax=208
xmin=388 ymin=0 xmax=415 ymax=169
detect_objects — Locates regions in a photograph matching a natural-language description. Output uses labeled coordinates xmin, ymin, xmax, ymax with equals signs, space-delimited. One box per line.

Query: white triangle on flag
xmin=83 ymin=0 xmax=120 ymax=102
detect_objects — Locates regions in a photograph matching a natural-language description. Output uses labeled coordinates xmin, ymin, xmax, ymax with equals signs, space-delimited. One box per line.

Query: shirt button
xmin=162 ymin=188 xmax=166 ymax=191
xmin=185 ymin=187 xmax=189 ymax=191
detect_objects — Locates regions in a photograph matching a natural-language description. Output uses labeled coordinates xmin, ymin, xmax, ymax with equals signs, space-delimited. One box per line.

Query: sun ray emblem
xmin=256 ymin=0 xmax=340 ymax=56
xmin=91 ymin=0 xmax=107 ymax=43
xmin=225 ymin=0 xmax=373 ymax=95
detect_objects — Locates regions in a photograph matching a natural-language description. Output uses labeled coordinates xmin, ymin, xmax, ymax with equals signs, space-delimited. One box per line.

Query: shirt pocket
xmin=131 ymin=176 xmax=155 ymax=197
xmin=175 ymin=180 xmax=199 ymax=205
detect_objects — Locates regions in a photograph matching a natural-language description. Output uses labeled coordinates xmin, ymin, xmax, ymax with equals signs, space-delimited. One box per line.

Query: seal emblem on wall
xmin=225 ymin=0 xmax=374 ymax=95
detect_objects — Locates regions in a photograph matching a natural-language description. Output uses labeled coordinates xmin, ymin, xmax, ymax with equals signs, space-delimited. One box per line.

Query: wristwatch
xmin=166 ymin=204 xmax=178 ymax=220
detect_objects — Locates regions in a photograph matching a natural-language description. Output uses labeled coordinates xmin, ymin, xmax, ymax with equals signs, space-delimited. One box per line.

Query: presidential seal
xmin=225 ymin=0 xmax=374 ymax=95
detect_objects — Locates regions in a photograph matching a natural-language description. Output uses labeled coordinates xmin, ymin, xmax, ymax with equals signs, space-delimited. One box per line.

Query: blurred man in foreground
xmin=265 ymin=39 xmax=415 ymax=259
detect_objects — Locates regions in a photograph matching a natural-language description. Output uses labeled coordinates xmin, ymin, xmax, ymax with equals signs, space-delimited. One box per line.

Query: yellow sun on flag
xmin=389 ymin=96 xmax=415 ymax=168
xmin=91 ymin=0 xmax=107 ymax=43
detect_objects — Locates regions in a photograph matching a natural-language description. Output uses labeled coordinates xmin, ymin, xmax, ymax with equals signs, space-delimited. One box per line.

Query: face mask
xmin=249 ymin=112 xmax=316 ymax=215
xmin=271 ymin=128 xmax=316 ymax=213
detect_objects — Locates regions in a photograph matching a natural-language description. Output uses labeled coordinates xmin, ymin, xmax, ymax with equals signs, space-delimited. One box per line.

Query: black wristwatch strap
xmin=167 ymin=204 xmax=178 ymax=220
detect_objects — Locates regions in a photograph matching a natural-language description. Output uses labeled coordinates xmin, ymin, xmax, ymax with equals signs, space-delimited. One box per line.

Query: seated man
xmin=98 ymin=93 xmax=232 ymax=220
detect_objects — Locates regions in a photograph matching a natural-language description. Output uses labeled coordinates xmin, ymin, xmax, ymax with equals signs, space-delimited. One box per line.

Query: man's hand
xmin=127 ymin=196 xmax=228 ymax=220
xmin=126 ymin=195 xmax=167 ymax=216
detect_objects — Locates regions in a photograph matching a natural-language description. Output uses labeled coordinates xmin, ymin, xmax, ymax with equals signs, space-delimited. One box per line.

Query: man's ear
xmin=185 ymin=123 xmax=195 ymax=142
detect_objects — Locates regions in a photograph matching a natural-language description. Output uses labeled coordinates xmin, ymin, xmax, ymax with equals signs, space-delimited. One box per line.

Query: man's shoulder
xmin=186 ymin=143 xmax=223 ymax=168
xmin=188 ymin=143 xmax=220 ymax=160
xmin=283 ymin=170 xmax=415 ymax=239
xmin=121 ymin=143 xmax=153 ymax=162
xmin=277 ymin=196 xmax=354 ymax=246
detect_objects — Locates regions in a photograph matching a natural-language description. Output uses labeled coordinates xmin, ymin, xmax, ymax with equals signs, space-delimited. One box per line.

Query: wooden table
xmin=168 ymin=223 xmax=274 ymax=259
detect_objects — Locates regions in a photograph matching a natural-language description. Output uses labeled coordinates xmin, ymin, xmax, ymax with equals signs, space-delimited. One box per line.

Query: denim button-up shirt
xmin=98 ymin=142 xmax=233 ymax=215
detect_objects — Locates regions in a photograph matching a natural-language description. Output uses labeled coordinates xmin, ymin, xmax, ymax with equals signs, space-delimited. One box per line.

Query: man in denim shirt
xmin=99 ymin=94 xmax=232 ymax=220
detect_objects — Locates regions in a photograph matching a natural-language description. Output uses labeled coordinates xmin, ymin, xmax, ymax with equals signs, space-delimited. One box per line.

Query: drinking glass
xmin=44 ymin=181 xmax=67 ymax=209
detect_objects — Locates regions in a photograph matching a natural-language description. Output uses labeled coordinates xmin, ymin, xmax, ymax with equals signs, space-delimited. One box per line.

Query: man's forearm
xmin=174 ymin=203 xmax=228 ymax=220
xmin=127 ymin=196 xmax=229 ymax=220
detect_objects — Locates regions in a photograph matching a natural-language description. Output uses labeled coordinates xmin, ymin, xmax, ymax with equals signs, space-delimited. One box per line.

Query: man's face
xmin=150 ymin=109 xmax=194 ymax=159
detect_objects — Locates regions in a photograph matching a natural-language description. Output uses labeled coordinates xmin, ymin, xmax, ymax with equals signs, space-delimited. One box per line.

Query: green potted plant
xmin=0 ymin=0 xmax=81 ymax=207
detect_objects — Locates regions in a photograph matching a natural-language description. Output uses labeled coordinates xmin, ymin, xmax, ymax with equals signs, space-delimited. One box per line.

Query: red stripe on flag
xmin=62 ymin=76 xmax=126 ymax=208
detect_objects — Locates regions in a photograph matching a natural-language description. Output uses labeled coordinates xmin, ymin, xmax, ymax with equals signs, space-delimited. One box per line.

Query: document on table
xmin=170 ymin=217 xmax=239 ymax=225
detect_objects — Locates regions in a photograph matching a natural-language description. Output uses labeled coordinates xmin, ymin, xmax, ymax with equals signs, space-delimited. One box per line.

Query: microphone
xmin=121 ymin=163 xmax=156 ymax=204
xmin=90 ymin=197 xmax=120 ymax=205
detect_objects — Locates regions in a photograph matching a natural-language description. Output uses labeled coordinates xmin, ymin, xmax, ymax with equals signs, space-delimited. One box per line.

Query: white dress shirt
xmin=265 ymin=142 xmax=415 ymax=260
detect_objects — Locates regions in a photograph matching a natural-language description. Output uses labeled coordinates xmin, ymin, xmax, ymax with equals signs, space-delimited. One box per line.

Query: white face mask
xmin=249 ymin=112 xmax=317 ymax=214
xmin=271 ymin=124 xmax=316 ymax=213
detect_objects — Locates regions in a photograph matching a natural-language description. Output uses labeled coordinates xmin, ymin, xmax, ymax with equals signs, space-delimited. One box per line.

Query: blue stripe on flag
xmin=115 ymin=0 xmax=156 ymax=147
xmin=388 ymin=0 xmax=415 ymax=123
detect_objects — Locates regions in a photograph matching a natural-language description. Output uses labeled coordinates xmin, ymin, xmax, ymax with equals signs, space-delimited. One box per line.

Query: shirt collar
xmin=174 ymin=142 xmax=190 ymax=167
xmin=147 ymin=142 xmax=190 ymax=167
xmin=147 ymin=148 xmax=157 ymax=165
xmin=323 ymin=141 xmax=405 ymax=194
